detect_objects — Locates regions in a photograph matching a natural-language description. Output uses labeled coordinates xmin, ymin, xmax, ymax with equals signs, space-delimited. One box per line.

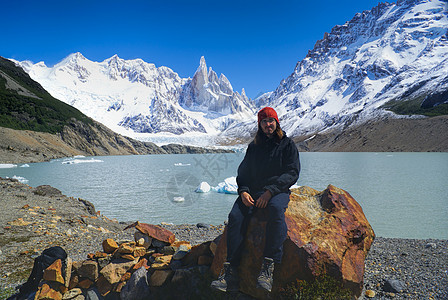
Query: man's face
xmin=260 ymin=117 xmax=277 ymax=137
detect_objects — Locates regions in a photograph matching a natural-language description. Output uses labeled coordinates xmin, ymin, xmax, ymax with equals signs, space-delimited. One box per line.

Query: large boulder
xmin=211 ymin=185 xmax=375 ymax=298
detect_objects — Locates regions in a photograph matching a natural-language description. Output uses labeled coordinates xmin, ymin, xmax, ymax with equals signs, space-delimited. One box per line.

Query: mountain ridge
xmin=0 ymin=56 xmax=231 ymax=164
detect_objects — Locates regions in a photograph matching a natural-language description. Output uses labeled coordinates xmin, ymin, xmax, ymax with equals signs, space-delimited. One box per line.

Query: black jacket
xmin=237 ymin=132 xmax=300 ymax=197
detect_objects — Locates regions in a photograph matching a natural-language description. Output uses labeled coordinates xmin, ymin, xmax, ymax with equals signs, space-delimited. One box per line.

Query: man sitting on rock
xmin=211 ymin=107 xmax=300 ymax=293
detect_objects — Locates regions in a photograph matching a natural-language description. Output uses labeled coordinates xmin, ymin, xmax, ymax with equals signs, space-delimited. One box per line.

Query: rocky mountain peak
xmin=259 ymin=0 xmax=448 ymax=137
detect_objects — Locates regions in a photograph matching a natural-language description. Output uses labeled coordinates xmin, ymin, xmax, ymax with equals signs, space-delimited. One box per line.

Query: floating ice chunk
xmin=11 ymin=176 xmax=29 ymax=184
xmin=195 ymin=182 xmax=211 ymax=193
xmin=213 ymin=177 xmax=238 ymax=194
xmin=20 ymin=164 xmax=30 ymax=168
xmin=62 ymin=158 xmax=104 ymax=164
xmin=173 ymin=196 xmax=185 ymax=202
xmin=174 ymin=163 xmax=191 ymax=167
xmin=0 ymin=164 xmax=17 ymax=169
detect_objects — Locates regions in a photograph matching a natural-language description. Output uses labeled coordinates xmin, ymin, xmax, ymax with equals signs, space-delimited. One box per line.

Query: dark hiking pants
xmin=226 ymin=192 xmax=290 ymax=266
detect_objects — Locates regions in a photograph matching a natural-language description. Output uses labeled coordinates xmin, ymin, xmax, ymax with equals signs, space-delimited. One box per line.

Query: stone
xmin=365 ymin=289 xmax=376 ymax=298
xmin=43 ymin=259 xmax=65 ymax=284
xmin=78 ymin=279 xmax=93 ymax=289
xmin=115 ymin=282 xmax=126 ymax=293
xmin=134 ymin=231 xmax=152 ymax=249
xmin=196 ymin=223 xmax=210 ymax=229
xmin=133 ymin=246 xmax=147 ymax=258
xmin=77 ymin=260 xmax=98 ymax=281
xmin=94 ymin=251 xmax=107 ymax=258
xmin=85 ymin=288 xmax=101 ymax=300
xmin=152 ymin=239 xmax=170 ymax=248
xmin=171 ymin=269 xmax=192 ymax=283
xmin=100 ymin=258 xmax=138 ymax=284
xmin=133 ymin=258 xmax=150 ymax=270
xmin=68 ymin=275 xmax=79 ymax=290
xmin=118 ymin=243 xmax=134 ymax=254
xmin=172 ymin=245 xmax=191 ymax=260
xmin=36 ymin=283 xmax=62 ymax=300
xmin=209 ymin=235 xmax=221 ymax=256
xmin=121 ymin=254 xmax=136 ymax=261
xmin=425 ymin=242 xmax=437 ymax=249
xmin=120 ymin=267 xmax=151 ymax=300
xmin=182 ymin=242 xmax=211 ymax=267
xmin=97 ymin=256 xmax=112 ymax=269
xmin=33 ymin=185 xmax=63 ymax=197
xmin=152 ymin=255 xmax=172 ymax=269
xmin=124 ymin=221 xmax=175 ymax=244
xmin=211 ymin=185 xmax=375 ymax=299
xmin=160 ymin=246 xmax=176 ymax=255
xmin=149 ymin=270 xmax=173 ymax=287
xmin=62 ymin=288 xmax=83 ymax=300
xmin=120 ymin=272 xmax=132 ymax=282
xmin=383 ymin=279 xmax=406 ymax=293
xmin=172 ymin=241 xmax=191 ymax=248
xmin=64 ymin=258 xmax=72 ymax=288
xmin=102 ymin=239 xmax=119 ymax=254
xmin=95 ymin=276 xmax=113 ymax=296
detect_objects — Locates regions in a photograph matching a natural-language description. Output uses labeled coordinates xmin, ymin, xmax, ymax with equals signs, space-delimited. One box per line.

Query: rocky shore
xmin=0 ymin=177 xmax=447 ymax=299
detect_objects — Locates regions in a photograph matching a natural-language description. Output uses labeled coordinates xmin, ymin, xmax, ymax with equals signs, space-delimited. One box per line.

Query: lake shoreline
xmin=0 ymin=177 xmax=447 ymax=299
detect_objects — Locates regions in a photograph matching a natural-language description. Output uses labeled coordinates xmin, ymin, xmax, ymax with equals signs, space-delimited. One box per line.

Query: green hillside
xmin=0 ymin=56 xmax=91 ymax=134
xmin=382 ymin=92 xmax=448 ymax=117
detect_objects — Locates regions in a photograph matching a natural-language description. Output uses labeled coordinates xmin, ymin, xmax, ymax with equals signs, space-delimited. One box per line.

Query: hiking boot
xmin=256 ymin=257 xmax=274 ymax=292
xmin=210 ymin=262 xmax=239 ymax=293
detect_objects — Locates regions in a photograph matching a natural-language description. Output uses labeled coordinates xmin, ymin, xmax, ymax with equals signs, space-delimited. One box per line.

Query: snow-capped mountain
xmin=14 ymin=0 xmax=448 ymax=146
xmin=226 ymin=0 xmax=448 ymax=138
xmin=16 ymin=53 xmax=254 ymax=145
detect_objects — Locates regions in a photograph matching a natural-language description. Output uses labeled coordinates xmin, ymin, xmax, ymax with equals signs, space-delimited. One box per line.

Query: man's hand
xmin=255 ymin=190 xmax=272 ymax=208
xmin=240 ymin=192 xmax=254 ymax=207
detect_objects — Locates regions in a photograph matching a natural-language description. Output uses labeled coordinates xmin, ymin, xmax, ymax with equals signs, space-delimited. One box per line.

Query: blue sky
xmin=2 ymin=0 xmax=382 ymax=98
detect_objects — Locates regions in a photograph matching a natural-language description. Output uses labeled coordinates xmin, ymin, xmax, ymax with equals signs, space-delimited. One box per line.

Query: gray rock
xmin=171 ymin=268 xmax=193 ymax=283
xmin=85 ymin=288 xmax=102 ymax=300
xmin=33 ymin=185 xmax=63 ymax=197
xmin=425 ymin=242 xmax=437 ymax=249
xmin=196 ymin=223 xmax=210 ymax=229
xmin=152 ymin=239 xmax=169 ymax=248
xmin=172 ymin=245 xmax=190 ymax=260
xmin=120 ymin=267 xmax=150 ymax=300
xmin=383 ymin=279 xmax=407 ymax=293
xmin=160 ymin=245 xmax=176 ymax=255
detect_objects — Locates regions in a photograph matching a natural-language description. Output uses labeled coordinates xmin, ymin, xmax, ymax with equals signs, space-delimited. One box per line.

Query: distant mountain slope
xmin=0 ymin=57 xmax=230 ymax=163
xmin=0 ymin=56 xmax=91 ymax=133
xmin=227 ymin=0 xmax=448 ymax=138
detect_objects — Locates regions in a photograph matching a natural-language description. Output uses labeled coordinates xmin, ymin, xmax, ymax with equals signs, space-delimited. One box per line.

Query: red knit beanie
xmin=258 ymin=107 xmax=279 ymax=124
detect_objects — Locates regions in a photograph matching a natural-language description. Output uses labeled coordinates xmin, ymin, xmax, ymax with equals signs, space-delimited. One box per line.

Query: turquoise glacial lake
xmin=1 ymin=152 xmax=447 ymax=240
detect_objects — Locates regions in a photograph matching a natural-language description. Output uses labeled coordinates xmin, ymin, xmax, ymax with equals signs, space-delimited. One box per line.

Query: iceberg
xmin=0 ymin=164 xmax=17 ymax=169
xmin=62 ymin=158 xmax=104 ymax=164
xmin=213 ymin=177 xmax=238 ymax=195
xmin=195 ymin=182 xmax=211 ymax=193
xmin=172 ymin=196 xmax=185 ymax=202
xmin=11 ymin=175 xmax=28 ymax=184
